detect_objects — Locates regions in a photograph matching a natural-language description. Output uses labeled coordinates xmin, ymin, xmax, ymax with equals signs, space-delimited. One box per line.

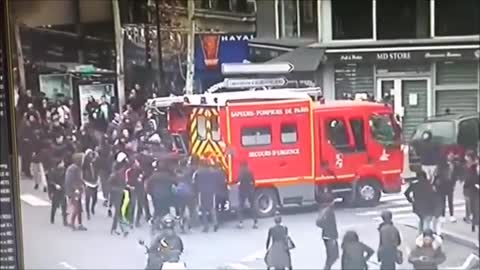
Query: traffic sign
xmin=221 ymin=62 xmax=294 ymax=75
xmin=223 ymin=77 xmax=288 ymax=89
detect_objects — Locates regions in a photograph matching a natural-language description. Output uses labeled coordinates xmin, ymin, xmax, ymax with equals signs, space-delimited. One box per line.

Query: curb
xmin=401 ymin=222 xmax=479 ymax=250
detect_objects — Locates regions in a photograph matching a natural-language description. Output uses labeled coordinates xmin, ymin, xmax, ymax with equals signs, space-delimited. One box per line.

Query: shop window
xmin=332 ymin=0 xmax=373 ymax=40
xmin=278 ymin=0 xmax=299 ymax=38
xmin=241 ymin=127 xmax=271 ymax=147
xmin=198 ymin=0 xmax=251 ymax=13
xmin=211 ymin=115 xmax=221 ymax=141
xmin=300 ymin=0 xmax=318 ymax=39
xmin=281 ymin=124 xmax=298 ymax=144
xmin=436 ymin=62 xmax=479 ymax=85
xmin=377 ymin=0 xmax=430 ymax=39
xmin=435 ymin=0 xmax=479 ymax=36
xmin=197 ymin=115 xmax=207 ymax=140
xmin=349 ymin=119 xmax=366 ymax=151
xmin=326 ymin=119 xmax=350 ymax=151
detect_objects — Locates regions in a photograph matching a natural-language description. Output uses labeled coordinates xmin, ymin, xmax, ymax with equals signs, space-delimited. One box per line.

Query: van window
xmin=197 ymin=115 xmax=207 ymax=140
xmin=281 ymin=124 xmax=297 ymax=144
xmin=211 ymin=115 xmax=220 ymax=141
xmin=349 ymin=118 xmax=366 ymax=151
xmin=458 ymin=118 xmax=479 ymax=150
xmin=241 ymin=127 xmax=271 ymax=147
xmin=326 ymin=119 xmax=350 ymax=151
xmin=412 ymin=121 xmax=455 ymax=145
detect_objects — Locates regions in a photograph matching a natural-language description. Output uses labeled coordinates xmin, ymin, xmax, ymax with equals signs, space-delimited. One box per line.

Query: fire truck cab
xmin=147 ymin=88 xmax=403 ymax=217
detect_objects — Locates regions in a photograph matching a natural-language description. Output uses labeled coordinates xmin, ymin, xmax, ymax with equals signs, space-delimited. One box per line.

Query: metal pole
xmin=112 ymin=0 xmax=125 ymax=111
xmin=185 ymin=0 xmax=195 ymax=95
xmin=154 ymin=0 xmax=165 ymax=95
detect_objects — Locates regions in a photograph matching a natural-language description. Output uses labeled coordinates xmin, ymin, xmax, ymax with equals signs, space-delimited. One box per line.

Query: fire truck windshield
xmin=369 ymin=114 xmax=401 ymax=147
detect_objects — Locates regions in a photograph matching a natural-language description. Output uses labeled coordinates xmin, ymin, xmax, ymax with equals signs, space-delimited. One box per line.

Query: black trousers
xmin=380 ymin=261 xmax=396 ymax=270
xmin=50 ymin=190 xmax=67 ymax=224
xmin=238 ymin=191 xmax=257 ymax=223
xmin=323 ymin=239 xmax=338 ymax=270
xmin=85 ymin=186 xmax=98 ymax=218
xmin=440 ymin=189 xmax=454 ymax=217
xmin=134 ymin=189 xmax=151 ymax=225
xmin=110 ymin=190 xmax=123 ymax=232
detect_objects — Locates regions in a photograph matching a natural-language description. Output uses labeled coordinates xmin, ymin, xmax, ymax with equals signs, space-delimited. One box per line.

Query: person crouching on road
xmin=377 ymin=210 xmax=402 ymax=270
xmin=316 ymin=190 xmax=339 ymax=270
xmin=236 ymin=161 xmax=258 ymax=229
xmin=109 ymin=152 xmax=128 ymax=235
xmin=65 ymin=153 xmax=87 ymax=231
xmin=408 ymin=229 xmax=446 ymax=270
xmin=83 ymin=149 xmax=99 ymax=220
xmin=48 ymin=159 xmax=68 ymax=226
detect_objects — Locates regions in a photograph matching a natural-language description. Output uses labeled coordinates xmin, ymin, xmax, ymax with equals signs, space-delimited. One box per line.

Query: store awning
xmin=266 ymin=47 xmax=325 ymax=72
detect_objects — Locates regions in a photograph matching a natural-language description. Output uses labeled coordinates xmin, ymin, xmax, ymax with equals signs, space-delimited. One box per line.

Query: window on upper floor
xmin=198 ymin=0 xmax=253 ymax=14
xmin=435 ymin=0 xmax=479 ymax=36
xmin=332 ymin=0 xmax=373 ymax=40
xmin=276 ymin=0 xmax=318 ymax=39
xmin=377 ymin=0 xmax=430 ymax=39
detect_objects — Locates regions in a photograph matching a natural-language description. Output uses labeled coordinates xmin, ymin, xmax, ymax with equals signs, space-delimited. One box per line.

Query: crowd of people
xmin=14 ymin=86 xmax=479 ymax=270
xmin=15 ymin=86 xmax=258 ymax=235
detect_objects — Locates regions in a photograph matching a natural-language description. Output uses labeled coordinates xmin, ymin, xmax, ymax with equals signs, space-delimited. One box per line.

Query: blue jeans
xmin=419 ymin=215 xmax=434 ymax=234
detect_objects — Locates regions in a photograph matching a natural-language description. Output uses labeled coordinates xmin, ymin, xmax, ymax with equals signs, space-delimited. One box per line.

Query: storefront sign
xmin=328 ymin=48 xmax=480 ymax=63
xmin=231 ymin=105 xmax=309 ymax=118
xmin=195 ymin=32 xmax=255 ymax=71
xmin=224 ymin=77 xmax=287 ymax=89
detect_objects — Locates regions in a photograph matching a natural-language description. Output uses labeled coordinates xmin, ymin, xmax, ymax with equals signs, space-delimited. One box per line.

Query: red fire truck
xmin=147 ymin=88 xmax=403 ymax=217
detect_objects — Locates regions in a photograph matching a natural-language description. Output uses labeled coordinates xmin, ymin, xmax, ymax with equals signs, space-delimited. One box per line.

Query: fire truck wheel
xmin=254 ymin=188 xmax=279 ymax=218
xmin=355 ymin=180 xmax=381 ymax=206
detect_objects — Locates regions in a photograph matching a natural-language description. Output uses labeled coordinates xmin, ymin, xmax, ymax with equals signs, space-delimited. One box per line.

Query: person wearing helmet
xmin=146 ymin=214 xmax=184 ymax=269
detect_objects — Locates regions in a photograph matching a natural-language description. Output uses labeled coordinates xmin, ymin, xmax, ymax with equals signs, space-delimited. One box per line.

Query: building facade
xmin=123 ymin=0 xmax=256 ymax=96
xmin=250 ymin=0 xmax=480 ymax=138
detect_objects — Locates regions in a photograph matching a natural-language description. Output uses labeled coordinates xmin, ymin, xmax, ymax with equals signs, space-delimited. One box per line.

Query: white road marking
xmin=448 ymin=253 xmax=480 ymax=270
xmin=20 ymin=194 xmax=51 ymax=207
xmin=359 ymin=204 xmax=465 ymax=216
xmin=58 ymin=262 xmax=77 ymax=270
xmin=222 ymin=263 xmax=251 ymax=269
xmin=241 ymin=249 xmax=265 ymax=262
xmin=372 ymin=208 xmax=466 ymax=222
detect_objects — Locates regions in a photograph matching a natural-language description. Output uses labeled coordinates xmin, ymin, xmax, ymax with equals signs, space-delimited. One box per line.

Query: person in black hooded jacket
xmin=48 ymin=159 xmax=68 ymax=226
xmin=377 ymin=210 xmax=402 ymax=270
xmin=404 ymin=171 xmax=435 ymax=234
xmin=316 ymin=190 xmax=339 ymax=270
xmin=341 ymin=230 xmax=374 ymax=270
xmin=236 ymin=161 xmax=258 ymax=229
xmin=83 ymin=149 xmax=98 ymax=220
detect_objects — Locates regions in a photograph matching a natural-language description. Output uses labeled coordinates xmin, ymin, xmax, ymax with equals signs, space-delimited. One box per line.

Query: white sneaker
xmin=439 ymin=216 xmax=446 ymax=223
xmin=449 ymin=216 xmax=457 ymax=223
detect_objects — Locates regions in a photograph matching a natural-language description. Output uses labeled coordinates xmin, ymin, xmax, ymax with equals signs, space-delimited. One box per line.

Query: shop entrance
xmin=376 ymin=78 xmax=431 ymax=140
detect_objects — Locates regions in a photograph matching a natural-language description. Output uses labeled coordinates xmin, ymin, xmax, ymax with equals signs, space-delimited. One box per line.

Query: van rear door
xmin=227 ymin=100 xmax=314 ymax=184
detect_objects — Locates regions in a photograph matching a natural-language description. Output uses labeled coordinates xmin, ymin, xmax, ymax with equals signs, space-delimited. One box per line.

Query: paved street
xmin=19 ymin=179 xmax=475 ymax=269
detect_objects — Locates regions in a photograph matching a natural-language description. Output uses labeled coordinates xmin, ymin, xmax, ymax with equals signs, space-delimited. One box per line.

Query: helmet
xmin=161 ymin=214 xmax=175 ymax=229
